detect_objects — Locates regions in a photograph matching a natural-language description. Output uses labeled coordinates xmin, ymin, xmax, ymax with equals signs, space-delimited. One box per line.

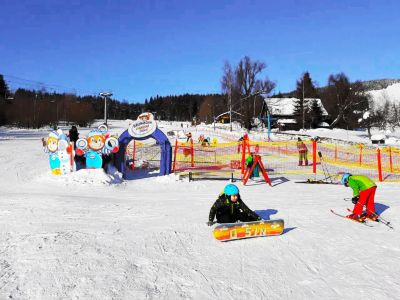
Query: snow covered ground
xmin=0 ymin=121 xmax=399 ymax=299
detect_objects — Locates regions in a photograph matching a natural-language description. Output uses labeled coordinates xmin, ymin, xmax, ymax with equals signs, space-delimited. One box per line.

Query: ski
xmin=346 ymin=208 xmax=394 ymax=230
xmin=296 ymin=179 xmax=338 ymax=184
xmin=330 ymin=209 xmax=373 ymax=227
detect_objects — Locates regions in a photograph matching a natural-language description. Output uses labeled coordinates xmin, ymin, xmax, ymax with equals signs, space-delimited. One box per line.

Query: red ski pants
xmin=352 ymin=186 xmax=377 ymax=215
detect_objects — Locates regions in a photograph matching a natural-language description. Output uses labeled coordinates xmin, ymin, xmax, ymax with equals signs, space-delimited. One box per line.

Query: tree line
xmin=1 ymin=58 xmax=399 ymax=132
xmin=0 ymin=74 xmax=224 ymax=128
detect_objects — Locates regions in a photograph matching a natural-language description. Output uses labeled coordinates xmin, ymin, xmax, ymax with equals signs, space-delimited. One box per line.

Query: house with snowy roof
xmin=261 ymin=97 xmax=329 ymax=130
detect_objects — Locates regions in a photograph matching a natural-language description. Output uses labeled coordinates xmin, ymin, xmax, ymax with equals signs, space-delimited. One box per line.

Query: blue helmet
xmin=224 ymin=184 xmax=240 ymax=196
xmin=341 ymin=173 xmax=352 ymax=186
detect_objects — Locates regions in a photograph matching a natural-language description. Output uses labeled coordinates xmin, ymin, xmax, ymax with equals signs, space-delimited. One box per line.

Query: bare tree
xmin=221 ymin=56 xmax=275 ymax=130
xmin=322 ymin=73 xmax=369 ymax=129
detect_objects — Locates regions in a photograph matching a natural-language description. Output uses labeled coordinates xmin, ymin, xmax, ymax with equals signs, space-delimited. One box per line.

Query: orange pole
xmin=312 ymin=139 xmax=317 ymax=174
xmin=172 ymin=139 xmax=178 ymax=172
xmin=377 ymin=148 xmax=383 ymax=182
xmin=69 ymin=142 xmax=73 ymax=172
xmin=389 ymin=147 xmax=393 ymax=172
xmin=359 ymin=144 xmax=363 ymax=166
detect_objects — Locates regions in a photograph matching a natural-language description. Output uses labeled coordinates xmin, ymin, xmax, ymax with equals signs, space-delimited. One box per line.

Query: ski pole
xmin=344 ymin=199 xmax=393 ymax=229
xmin=318 ymin=151 xmax=334 ymax=183
xmin=364 ymin=207 xmax=393 ymax=229
xmin=347 ymin=206 xmax=394 ymax=229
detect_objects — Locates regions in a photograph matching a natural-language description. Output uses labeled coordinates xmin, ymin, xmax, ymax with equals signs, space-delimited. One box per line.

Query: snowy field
xmin=0 ymin=121 xmax=399 ymax=299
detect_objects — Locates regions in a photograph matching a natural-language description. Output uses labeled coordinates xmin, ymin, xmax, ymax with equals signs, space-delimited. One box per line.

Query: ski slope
xmin=0 ymin=121 xmax=399 ymax=299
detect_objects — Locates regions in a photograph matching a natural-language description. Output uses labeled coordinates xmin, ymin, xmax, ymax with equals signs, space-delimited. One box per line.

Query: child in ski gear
xmin=341 ymin=173 xmax=378 ymax=221
xmin=208 ymin=184 xmax=261 ymax=225
xmin=245 ymin=152 xmax=259 ymax=179
xmin=297 ymin=137 xmax=308 ymax=166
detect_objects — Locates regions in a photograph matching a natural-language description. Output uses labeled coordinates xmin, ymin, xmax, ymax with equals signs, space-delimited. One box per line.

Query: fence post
xmin=190 ymin=138 xmax=194 ymax=167
xmin=312 ymin=139 xmax=317 ymax=174
xmin=172 ymin=139 xmax=178 ymax=172
xmin=389 ymin=147 xmax=393 ymax=172
xmin=377 ymin=148 xmax=383 ymax=182
xmin=359 ymin=144 xmax=363 ymax=166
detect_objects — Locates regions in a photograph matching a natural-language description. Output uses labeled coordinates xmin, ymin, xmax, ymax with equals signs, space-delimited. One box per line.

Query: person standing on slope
xmin=341 ymin=173 xmax=378 ymax=222
xmin=296 ymin=137 xmax=308 ymax=166
xmin=207 ymin=184 xmax=261 ymax=225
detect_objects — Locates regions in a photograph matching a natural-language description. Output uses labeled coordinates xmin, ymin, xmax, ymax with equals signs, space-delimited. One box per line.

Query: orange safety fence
xmin=171 ymin=137 xmax=400 ymax=182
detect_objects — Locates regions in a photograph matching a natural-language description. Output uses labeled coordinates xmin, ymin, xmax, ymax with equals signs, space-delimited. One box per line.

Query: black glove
xmin=351 ymin=196 xmax=359 ymax=204
xmin=207 ymin=221 xmax=214 ymax=226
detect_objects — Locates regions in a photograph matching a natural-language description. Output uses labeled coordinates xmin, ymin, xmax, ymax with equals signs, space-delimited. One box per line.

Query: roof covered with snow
xmin=263 ymin=98 xmax=328 ymax=116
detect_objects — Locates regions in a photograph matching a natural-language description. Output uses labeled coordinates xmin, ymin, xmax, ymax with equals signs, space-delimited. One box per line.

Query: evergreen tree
xmin=0 ymin=74 xmax=11 ymax=125
xmin=293 ymin=72 xmax=318 ymax=129
xmin=0 ymin=74 xmax=10 ymax=100
xmin=309 ymin=100 xmax=324 ymax=128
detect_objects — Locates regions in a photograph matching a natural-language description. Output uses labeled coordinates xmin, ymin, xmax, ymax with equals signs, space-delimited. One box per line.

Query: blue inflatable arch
xmin=115 ymin=128 xmax=172 ymax=178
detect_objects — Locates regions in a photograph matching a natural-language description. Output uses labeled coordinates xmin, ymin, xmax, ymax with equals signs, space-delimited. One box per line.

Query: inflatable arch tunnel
xmin=114 ymin=117 xmax=172 ymax=178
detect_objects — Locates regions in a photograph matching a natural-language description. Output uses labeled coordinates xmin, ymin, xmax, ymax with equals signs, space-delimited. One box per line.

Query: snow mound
xmin=37 ymin=168 xmax=124 ymax=186
xmin=69 ymin=169 xmax=123 ymax=185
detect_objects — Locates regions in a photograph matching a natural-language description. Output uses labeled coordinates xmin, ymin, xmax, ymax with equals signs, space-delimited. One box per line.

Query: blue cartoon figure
xmin=75 ymin=125 xmax=119 ymax=169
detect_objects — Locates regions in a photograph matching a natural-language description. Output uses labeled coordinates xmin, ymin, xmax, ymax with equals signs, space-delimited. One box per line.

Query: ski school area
xmin=1 ymin=116 xmax=400 ymax=299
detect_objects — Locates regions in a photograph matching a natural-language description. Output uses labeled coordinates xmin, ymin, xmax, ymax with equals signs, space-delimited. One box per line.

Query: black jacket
xmin=209 ymin=193 xmax=260 ymax=222
xmin=69 ymin=128 xmax=79 ymax=142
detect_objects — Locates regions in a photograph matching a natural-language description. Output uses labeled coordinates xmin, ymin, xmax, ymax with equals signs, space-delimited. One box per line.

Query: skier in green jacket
xmin=341 ymin=173 xmax=378 ymax=222
xmin=207 ymin=184 xmax=261 ymax=225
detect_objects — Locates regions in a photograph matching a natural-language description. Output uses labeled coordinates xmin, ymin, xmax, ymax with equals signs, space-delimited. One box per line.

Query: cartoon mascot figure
xmin=75 ymin=124 xmax=119 ymax=169
xmin=43 ymin=129 xmax=75 ymax=175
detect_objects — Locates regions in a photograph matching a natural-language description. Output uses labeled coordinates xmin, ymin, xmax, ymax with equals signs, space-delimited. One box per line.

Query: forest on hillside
xmin=1 ymin=56 xmax=399 ymax=131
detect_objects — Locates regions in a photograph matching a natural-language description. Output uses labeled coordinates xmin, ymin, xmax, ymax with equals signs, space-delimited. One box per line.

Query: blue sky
xmin=1 ymin=0 xmax=399 ymax=103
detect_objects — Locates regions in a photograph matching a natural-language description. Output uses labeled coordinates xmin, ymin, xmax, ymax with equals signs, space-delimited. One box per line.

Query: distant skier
xmin=207 ymin=184 xmax=261 ymax=225
xmin=341 ymin=173 xmax=378 ymax=221
xmin=297 ymin=137 xmax=308 ymax=166
xmin=186 ymin=132 xmax=192 ymax=142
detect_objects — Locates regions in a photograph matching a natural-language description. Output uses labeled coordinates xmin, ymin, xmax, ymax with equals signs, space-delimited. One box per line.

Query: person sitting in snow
xmin=207 ymin=184 xmax=261 ymax=225
xmin=341 ymin=173 xmax=378 ymax=222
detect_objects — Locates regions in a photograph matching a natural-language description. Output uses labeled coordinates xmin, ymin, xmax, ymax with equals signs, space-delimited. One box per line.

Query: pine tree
xmin=309 ymin=100 xmax=324 ymax=128
xmin=0 ymin=74 xmax=10 ymax=100
xmin=293 ymin=72 xmax=318 ymax=129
